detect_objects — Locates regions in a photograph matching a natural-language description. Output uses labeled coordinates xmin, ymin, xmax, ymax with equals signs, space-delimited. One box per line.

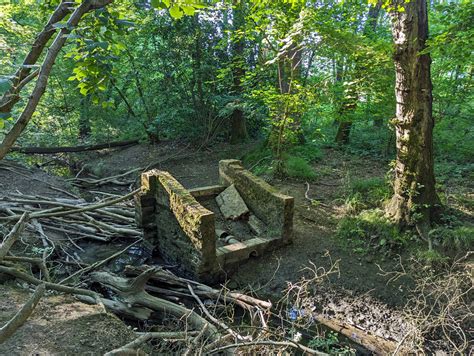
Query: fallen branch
xmin=76 ymin=295 xmax=153 ymax=321
xmin=104 ymin=331 xmax=199 ymax=356
xmin=90 ymin=268 xmax=220 ymax=341
xmin=10 ymin=139 xmax=140 ymax=154
xmin=0 ymin=284 xmax=45 ymax=344
xmin=59 ymin=239 xmax=142 ymax=285
xmin=125 ymin=265 xmax=272 ymax=311
xmin=0 ymin=189 xmax=139 ymax=221
xmin=0 ymin=265 xmax=98 ymax=300
xmin=3 ymin=255 xmax=50 ymax=282
xmin=0 ymin=212 xmax=29 ymax=260
xmin=314 ymin=314 xmax=399 ymax=355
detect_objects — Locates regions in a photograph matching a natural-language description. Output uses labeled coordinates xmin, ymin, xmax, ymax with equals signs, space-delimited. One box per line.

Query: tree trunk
xmin=229 ymin=0 xmax=248 ymax=144
xmin=335 ymin=3 xmax=381 ymax=145
xmin=386 ymin=0 xmax=440 ymax=226
xmin=0 ymin=1 xmax=72 ymax=114
xmin=0 ymin=0 xmax=113 ymax=161
xmin=79 ymin=94 xmax=91 ymax=139
xmin=335 ymin=121 xmax=352 ymax=145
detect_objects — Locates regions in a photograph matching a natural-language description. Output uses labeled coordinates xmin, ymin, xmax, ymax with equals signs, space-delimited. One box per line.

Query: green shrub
xmin=308 ymin=331 xmax=354 ymax=354
xmin=284 ymin=155 xmax=317 ymax=180
xmin=287 ymin=142 xmax=323 ymax=162
xmin=242 ymin=145 xmax=273 ymax=175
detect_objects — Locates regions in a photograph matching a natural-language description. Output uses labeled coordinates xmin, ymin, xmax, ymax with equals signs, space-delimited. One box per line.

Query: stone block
xmin=215 ymin=184 xmax=249 ymax=220
xmin=154 ymin=171 xmax=216 ymax=277
xmin=219 ymin=159 xmax=294 ymax=242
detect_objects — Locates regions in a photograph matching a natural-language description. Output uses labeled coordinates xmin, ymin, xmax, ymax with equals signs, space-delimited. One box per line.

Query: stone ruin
xmin=135 ymin=159 xmax=294 ymax=282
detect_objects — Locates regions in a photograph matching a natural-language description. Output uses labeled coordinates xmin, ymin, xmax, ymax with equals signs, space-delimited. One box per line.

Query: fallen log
xmin=125 ymin=265 xmax=272 ymax=311
xmin=10 ymin=139 xmax=139 ymax=154
xmin=314 ymin=314 xmax=400 ymax=355
xmin=90 ymin=267 xmax=220 ymax=342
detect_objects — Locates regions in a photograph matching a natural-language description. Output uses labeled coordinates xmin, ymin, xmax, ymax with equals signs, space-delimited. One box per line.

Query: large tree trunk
xmin=0 ymin=0 xmax=113 ymax=161
xmin=386 ymin=0 xmax=440 ymax=226
xmin=229 ymin=0 xmax=248 ymax=144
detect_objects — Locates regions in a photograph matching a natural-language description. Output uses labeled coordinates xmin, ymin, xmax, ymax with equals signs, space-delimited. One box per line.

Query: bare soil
xmin=0 ymin=284 xmax=136 ymax=355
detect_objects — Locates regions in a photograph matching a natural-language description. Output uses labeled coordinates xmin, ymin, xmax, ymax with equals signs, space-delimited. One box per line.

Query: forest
xmin=0 ymin=0 xmax=472 ymax=354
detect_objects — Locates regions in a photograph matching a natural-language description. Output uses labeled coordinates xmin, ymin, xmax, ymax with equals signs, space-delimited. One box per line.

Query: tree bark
xmin=230 ymin=0 xmax=249 ymax=144
xmin=0 ymin=0 xmax=113 ymax=161
xmin=0 ymin=1 xmax=73 ymax=114
xmin=386 ymin=0 xmax=440 ymax=226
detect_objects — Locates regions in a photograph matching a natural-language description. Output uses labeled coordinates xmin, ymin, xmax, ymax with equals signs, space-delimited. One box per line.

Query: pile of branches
xmin=0 ymin=190 xmax=140 ymax=243
xmin=0 ymin=191 xmax=325 ymax=355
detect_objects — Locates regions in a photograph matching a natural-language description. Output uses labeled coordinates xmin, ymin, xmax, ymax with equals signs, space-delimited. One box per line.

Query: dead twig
xmin=304 ymin=182 xmax=329 ymax=208
xmin=187 ymin=283 xmax=248 ymax=341
xmin=104 ymin=331 xmax=199 ymax=356
xmin=207 ymin=340 xmax=326 ymax=355
xmin=58 ymin=239 xmax=142 ymax=285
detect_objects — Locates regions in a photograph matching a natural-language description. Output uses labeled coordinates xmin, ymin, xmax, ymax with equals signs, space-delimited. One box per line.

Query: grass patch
xmin=430 ymin=225 xmax=474 ymax=251
xmin=337 ymin=209 xmax=410 ymax=253
xmin=345 ymin=177 xmax=391 ymax=213
xmin=242 ymin=143 xmax=320 ymax=180
xmin=283 ymin=155 xmax=317 ymax=180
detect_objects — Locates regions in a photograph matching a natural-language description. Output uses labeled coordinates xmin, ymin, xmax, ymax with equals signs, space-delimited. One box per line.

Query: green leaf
xmin=0 ymin=112 xmax=11 ymax=121
xmin=150 ymin=0 xmax=161 ymax=8
xmin=0 ymin=78 xmax=11 ymax=94
xmin=181 ymin=6 xmax=195 ymax=16
xmin=116 ymin=20 xmax=135 ymax=27
xmin=169 ymin=5 xmax=184 ymax=19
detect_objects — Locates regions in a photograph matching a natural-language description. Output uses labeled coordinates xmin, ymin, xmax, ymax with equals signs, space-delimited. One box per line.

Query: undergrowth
xmin=344 ymin=176 xmax=391 ymax=213
xmin=337 ymin=209 xmax=411 ymax=254
xmin=242 ymin=142 xmax=322 ymax=180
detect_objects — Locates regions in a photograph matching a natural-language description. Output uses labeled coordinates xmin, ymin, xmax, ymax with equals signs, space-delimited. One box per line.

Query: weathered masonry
xmin=135 ymin=160 xmax=294 ymax=282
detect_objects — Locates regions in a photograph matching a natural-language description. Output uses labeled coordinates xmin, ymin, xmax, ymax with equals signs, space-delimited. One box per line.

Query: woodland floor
xmin=0 ymin=140 xmax=471 ymax=354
